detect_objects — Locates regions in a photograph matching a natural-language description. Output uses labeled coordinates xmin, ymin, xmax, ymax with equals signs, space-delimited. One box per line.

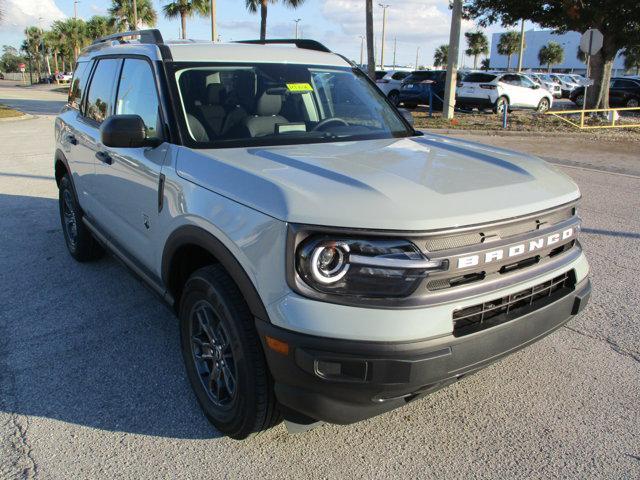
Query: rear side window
xmin=613 ymin=79 xmax=638 ymax=89
xmin=67 ymin=61 xmax=92 ymax=110
xmin=115 ymin=58 xmax=162 ymax=139
xmin=85 ymin=58 xmax=121 ymax=124
xmin=391 ymin=71 xmax=409 ymax=81
xmin=464 ymin=73 xmax=496 ymax=83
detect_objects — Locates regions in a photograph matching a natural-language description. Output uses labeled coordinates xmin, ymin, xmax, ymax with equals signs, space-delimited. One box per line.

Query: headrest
xmin=206 ymin=84 xmax=225 ymax=105
xmin=256 ymin=92 xmax=283 ymax=116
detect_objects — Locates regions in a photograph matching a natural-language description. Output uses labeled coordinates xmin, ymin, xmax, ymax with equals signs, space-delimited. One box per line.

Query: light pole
xmin=359 ymin=35 xmax=365 ymax=67
xmin=294 ymin=19 xmax=301 ymax=39
xmin=517 ymin=19 xmax=525 ymax=72
xmin=378 ymin=3 xmax=390 ymax=70
xmin=415 ymin=46 xmax=420 ymax=70
xmin=392 ymin=36 xmax=397 ymax=69
xmin=74 ymin=0 xmax=80 ymax=20
xmin=210 ymin=0 xmax=217 ymax=42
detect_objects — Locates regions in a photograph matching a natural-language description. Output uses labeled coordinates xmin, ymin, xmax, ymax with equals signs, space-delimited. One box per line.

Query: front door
xmin=92 ymin=57 xmax=169 ymax=272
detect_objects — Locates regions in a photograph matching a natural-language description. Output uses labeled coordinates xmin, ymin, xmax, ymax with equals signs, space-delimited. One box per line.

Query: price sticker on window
xmin=286 ymin=83 xmax=313 ymax=92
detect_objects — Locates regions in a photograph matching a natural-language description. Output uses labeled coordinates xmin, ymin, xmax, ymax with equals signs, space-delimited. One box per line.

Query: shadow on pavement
xmin=0 ymin=98 xmax=66 ymax=115
xmin=0 ymin=193 xmax=223 ymax=440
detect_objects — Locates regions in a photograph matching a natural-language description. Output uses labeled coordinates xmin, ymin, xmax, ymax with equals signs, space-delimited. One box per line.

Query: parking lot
xmin=0 ymin=82 xmax=639 ymax=479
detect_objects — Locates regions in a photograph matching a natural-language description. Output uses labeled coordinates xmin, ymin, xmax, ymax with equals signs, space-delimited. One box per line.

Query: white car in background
xmin=457 ymin=72 xmax=553 ymax=113
xmin=376 ymin=70 xmax=411 ymax=105
xmin=529 ymin=73 xmax=562 ymax=98
xmin=549 ymin=74 xmax=580 ymax=98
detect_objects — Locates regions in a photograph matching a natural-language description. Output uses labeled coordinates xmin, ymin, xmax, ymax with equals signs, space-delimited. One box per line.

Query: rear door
xmin=499 ymin=74 xmax=527 ymax=106
xmin=91 ymin=57 xmax=169 ymax=270
xmin=610 ymin=79 xmax=638 ymax=106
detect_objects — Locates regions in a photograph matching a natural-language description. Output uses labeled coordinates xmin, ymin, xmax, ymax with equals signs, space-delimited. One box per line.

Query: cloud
xmin=0 ymin=0 xmax=66 ymax=32
xmin=318 ymin=0 xmax=481 ymax=67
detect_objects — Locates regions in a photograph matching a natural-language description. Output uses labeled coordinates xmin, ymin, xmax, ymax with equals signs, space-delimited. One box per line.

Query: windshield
xmin=172 ymin=63 xmax=412 ymax=148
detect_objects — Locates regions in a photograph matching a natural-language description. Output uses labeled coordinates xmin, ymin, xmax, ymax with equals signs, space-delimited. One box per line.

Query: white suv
xmin=376 ymin=70 xmax=411 ymax=105
xmin=457 ymin=72 xmax=553 ymax=113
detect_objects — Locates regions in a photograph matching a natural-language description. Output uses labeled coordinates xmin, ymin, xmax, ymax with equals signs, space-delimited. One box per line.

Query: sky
xmin=0 ymin=0 xmax=534 ymax=68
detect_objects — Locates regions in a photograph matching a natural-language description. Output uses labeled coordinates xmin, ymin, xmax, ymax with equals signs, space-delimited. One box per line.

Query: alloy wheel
xmin=62 ymin=189 xmax=78 ymax=248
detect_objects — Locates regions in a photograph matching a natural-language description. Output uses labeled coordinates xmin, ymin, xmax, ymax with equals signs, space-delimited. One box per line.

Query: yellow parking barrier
xmin=544 ymin=106 xmax=640 ymax=129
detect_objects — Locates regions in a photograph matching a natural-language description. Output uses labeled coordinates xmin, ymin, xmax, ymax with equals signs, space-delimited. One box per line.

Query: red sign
xmin=19 ymin=63 xmax=26 ymax=72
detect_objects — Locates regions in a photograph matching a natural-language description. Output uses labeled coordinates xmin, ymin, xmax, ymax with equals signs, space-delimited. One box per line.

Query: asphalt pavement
xmin=0 ymin=83 xmax=638 ymax=479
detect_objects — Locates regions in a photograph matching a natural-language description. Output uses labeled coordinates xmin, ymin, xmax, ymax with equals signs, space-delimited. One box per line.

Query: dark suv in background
xmin=571 ymin=77 xmax=640 ymax=108
xmin=398 ymin=70 xmax=448 ymax=110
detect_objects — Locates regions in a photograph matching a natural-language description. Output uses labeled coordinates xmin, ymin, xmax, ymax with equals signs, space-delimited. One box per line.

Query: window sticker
xmin=286 ymin=83 xmax=314 ymax=92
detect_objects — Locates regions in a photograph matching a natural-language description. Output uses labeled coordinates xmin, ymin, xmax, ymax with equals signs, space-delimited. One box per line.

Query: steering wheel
xmin=312 ymin=117 xmax=350 ymax=131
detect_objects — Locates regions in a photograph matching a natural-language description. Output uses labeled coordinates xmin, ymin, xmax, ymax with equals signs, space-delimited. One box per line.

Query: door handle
xmin=95 ymin=150 xmax=113 ymax=165
xmin=66 ymin=134 xmax=78 ymax=145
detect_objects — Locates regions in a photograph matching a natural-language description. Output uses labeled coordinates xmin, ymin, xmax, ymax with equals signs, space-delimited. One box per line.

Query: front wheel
xmin=626 ymin=97 xmax=639 ymax=108
xmin=537 ymin=97 xmax=550 ymax=113
xmin=574 ymin=94 xmax=584 ymax=106
xmin=179 ymin=265 xmax=281 ymax=439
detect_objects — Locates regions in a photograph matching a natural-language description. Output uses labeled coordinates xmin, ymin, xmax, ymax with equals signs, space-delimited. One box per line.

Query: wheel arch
xmin=161 ymin=225 xmax=270 ymax=322
xmin=54 ymin=148 xmax=70 ymax=187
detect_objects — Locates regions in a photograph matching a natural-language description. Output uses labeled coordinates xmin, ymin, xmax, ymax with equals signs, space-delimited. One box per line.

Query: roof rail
xmin=234 ymin=39 xmax=331 ymax=53
xmin=92 ymin=29 xmax=164 ymax=46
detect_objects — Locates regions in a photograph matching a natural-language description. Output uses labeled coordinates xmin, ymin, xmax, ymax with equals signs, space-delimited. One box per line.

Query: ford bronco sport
xmin=54 ymin=30 xmax=591 ymax=439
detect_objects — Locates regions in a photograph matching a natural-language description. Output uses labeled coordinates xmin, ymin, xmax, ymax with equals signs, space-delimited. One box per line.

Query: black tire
xmin=179 ymin=265 xmax=281 ymax=439
xmin=493 ymin=96 xmax=509 ymax=114
xmin=536 ymin=97 xmax=550 ymax=113
xmin=574 ymin=94 xmax=584 ymax=107
xmin=388 ymin=90 xmax=400 ymax=106
xmin=58 ymin=174 xmax=104 ymax=262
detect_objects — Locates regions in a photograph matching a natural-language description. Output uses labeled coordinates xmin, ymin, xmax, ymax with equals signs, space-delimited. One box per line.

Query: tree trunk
xmin=260 ymin=0 xmax=267 ymax=41
xmin=587 ymin=35 xmax=617 ymax=109
xmin=181 ymin=12 xmax=187 ymax=39
xmin=61 ymin=55 xmax=66 ymax=72
xmin=506 ymin=54 xmax=511 ymax=71
xmin=473 ymin=54 xmax=478 ymax=70
xmin=53 ymin=52 xmax=59 ymax=72
xmin=365 ymin=0 xmax=375 ymax=80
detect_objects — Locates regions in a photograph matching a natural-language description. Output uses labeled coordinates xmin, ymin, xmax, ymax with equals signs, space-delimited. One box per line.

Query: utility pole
xmin=443 ymin=0 xmax=462 ymax=119
xmin=392 ymin=36 xmax=396 ymax=69
xmin=74 ymin=0 xmax=80 ymax=19
xmin=294 ymin=19 xmax=301 ymax=39
xmin=210 ymin=0 xmax=217 ymax=41
xmin=132 ymin=0 xmax=138 ymax=30
xmin=415 ymin=46 xmax=420 ymax=70
xmin=378 ymin=4 xmax=389 ymax=70
xmin=517 ymin=19 xmax=525 ymax=72
xmin=359 ymin=35 xmax=365 ymax=66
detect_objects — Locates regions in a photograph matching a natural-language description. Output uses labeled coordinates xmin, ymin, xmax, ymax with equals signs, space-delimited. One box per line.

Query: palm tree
xmin=465 ymin=31 xmax=488 ymax=70
xmin=245 ymin=0 xmax=305 ymax=42
xmin=109 ymin=0 xmax=158 ymax=31
xmin=23 ymin=27 xmax=43 ymax=80
xmin=53 ymin=19 xmax=88 ymax=62
xmin=86 ymin=15 xmax=117 ymax=40
xmin=433 ymin=44 xmax=448 ymax=69
xmin=623 ymin=46 xmax=640 ymax=75
xmin=163 ymin=0 xmax=210 ymax=39
xmin=480 ymin=57 xmax=490 ymax=71
xmin=497 ymin=31 xmax=522 ymax=71
xmin=44 ymin=30 xmax=62 ymax=73
xmin=538 ymin=42 xmax=564 ymax=72
xmin=365 ymin=0 xmax=374 ymax=79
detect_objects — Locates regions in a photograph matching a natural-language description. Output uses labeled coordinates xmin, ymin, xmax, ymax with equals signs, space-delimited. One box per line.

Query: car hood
xmin=176 ymin=134 xmax=580 ymax=231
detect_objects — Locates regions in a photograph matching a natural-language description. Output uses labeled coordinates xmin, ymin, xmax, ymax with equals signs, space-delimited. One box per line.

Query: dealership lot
xmin=0 ymin=84 xmax=638 ymax=479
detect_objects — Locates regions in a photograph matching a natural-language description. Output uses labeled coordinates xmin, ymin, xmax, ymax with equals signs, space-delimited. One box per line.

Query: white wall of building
xmin=489 ymin=30 xmax=626 ymax=74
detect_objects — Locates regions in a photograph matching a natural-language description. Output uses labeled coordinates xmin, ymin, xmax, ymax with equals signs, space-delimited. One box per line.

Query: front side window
xmin=520 ymin=75 xmax=536 ymax=88
xmin=85 ymin=58 xmax=121 ymax=124
xmin=173 ymin=63 xmax=412 ymax=148
xmin=116 ymin=58 xmax=161 ymax=139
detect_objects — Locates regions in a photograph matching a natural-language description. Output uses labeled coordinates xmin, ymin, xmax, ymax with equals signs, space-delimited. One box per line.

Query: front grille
xmin=423 ymin=206 xmax=574 ymax=253
xmin=452 ymin=271 xmax=575 ymax=337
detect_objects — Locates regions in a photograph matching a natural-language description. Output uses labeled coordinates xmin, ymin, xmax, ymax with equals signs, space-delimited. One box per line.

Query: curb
xmin=0 ymin=113 xmax=36 ymax=122
xmin=420 ymin=128 xmax=635 ymax=139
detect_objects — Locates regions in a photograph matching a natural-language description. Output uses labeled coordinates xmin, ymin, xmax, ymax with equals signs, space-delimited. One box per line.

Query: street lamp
xmin=211 ymin=0 xmax=217 ymax=42
xmin=359 ymin=35 xmax=365 ymax=67
xmin=74 ymin=0 xmax=81 ymax=20
xmin=294 ymin=19 xmax=302 ymax=39
xmin=378 ymin=4 xmax=390 ymax=69
xmin=415 ymin=46 xmax=420 ymax=70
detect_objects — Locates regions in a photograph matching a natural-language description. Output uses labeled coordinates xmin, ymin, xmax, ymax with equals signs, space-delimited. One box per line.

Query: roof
xmin=80 ymin=38 xmax=350 ymax=68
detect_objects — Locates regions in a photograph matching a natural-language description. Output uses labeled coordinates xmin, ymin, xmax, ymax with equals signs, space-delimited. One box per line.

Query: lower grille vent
xmin=452 ymin=271 xmax=575 ymax=337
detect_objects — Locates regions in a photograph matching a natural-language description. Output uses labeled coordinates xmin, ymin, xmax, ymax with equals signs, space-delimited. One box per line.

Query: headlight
xmin=294 ymin=235 xmax=447 ymax=299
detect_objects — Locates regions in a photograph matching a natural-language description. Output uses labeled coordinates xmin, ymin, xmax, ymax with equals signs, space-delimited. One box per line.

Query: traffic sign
xmin=580 ymin=29 xmax=603 ymax=56
xmin=19 ymin=63 xmax=26 ymax=72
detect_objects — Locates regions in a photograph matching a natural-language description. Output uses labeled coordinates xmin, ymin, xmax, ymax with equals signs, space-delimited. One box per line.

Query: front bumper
xmin=257 ymin=278 xmax=591 ymax=425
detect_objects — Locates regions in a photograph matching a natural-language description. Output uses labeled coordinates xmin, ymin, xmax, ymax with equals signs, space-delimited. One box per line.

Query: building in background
xmin=489 ymin=29 xmax=626 ymax=75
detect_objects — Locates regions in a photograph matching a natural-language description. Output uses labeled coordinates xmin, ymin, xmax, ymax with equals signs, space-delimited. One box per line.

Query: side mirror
xmin=398 ymin=108 xmax=414 ymax=126
xmin=100 ymin=114 xmax=158 ymax=148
